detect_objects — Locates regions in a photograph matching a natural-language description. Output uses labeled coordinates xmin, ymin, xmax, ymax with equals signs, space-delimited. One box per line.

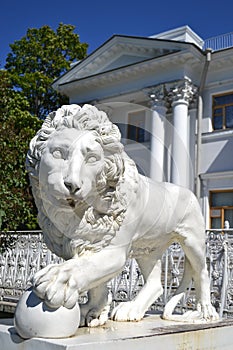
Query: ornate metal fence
xmin=0 ymin=231 xmax=62 ymax=313
xmin=206 ymin=229 xmax=233 ymax=318
xmin=0 ymin=229 xmax=233 ymax=318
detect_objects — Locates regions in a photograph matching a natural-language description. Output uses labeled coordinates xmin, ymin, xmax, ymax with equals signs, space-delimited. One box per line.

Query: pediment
xmin=54 ymin=35 xmax=193 ymax=88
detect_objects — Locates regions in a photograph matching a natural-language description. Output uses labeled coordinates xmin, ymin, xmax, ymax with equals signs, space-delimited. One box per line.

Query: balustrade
xmin=204 ymin=32 xmax=233 ymax=51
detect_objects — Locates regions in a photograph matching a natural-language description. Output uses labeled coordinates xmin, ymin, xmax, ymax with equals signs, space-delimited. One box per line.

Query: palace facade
xmin=53 ymin=25 xmax=233 ymax=230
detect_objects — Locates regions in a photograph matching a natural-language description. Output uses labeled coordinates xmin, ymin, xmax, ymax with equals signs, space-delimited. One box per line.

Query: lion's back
xmin=136 ymin=177 xmax=204 ymax=239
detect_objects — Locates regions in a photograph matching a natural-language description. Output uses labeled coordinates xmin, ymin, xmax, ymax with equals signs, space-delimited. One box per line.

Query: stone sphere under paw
xmin=14 ymin=288 xmax=80 ymax=339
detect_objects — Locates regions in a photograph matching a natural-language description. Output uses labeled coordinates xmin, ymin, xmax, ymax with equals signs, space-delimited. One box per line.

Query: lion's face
xmin=26 ymin=104 xmax=139 ymax=256
xmin=39 ymin=127 xmax=112 ymax=213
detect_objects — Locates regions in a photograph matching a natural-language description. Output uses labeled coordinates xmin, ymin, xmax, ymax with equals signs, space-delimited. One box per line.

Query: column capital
xmin=144 ymin=84 xmax=168 ymax=109
xmin=144 ymin=79 xmax=197 ymax=111
xmin=166 ymin=78 xmax=198 ymax=106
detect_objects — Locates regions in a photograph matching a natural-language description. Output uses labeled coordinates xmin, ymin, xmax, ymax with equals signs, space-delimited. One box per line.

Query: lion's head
xmin=26 ymin=104 xmax=139 ymax=259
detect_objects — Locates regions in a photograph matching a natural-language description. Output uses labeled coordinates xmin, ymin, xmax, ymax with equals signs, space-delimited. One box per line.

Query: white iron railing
xmin=204 ymin=32 xmax=233 ymax=51
xmin=0 ymin=231 xmax=62 ymax=313
xmin=0 ymin=229 xmax=233 ymax=318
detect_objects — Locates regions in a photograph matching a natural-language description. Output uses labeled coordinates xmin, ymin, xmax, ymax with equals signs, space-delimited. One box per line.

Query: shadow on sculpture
xmin=14 ymin=104 xmax=219 ymax=339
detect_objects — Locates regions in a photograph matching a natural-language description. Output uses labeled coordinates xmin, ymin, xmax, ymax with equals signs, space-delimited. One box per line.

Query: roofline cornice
xmin=54 ymin=47 xmax=204 ymax=94
xmin=53 ymin=36 xmax=203 ymax=89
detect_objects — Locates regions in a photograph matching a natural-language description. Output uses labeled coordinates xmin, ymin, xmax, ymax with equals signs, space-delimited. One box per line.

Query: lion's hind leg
xmin=184 ymin=240 xmax=219 ymax=322
xmin=111 ymin=254 xmax=163 ymax=322
xmin=162 ymin=258 xmax=193 ymax=320
xmin=164 ymin=235 xmax=219 ymax=323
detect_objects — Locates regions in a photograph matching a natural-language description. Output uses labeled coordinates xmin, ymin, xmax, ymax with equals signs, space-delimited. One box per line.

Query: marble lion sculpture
xmin=26 ymin=104 xmax=218 ymax=327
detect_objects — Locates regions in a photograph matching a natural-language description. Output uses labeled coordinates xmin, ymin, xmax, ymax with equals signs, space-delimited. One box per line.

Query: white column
xmin=189 ymin=107 xmax=197 ymax=191
xmin=169 ymin=79 xmax=196 ymax=188
xmin=202 ymin=179 xmax=209 ymax=228
xmin=150 ymin=104 xmax=167 ymax=182
xmin=171 ymin=99 xmax=189 ymax=187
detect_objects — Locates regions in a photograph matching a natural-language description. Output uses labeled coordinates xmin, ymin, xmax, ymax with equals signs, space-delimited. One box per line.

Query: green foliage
xmin=0 ymin=23 xmax=88 ymax=231
xmin=5 ymin=23 xmax=88 ymax=119
xmin=0 ymin=70 xmax=42 ymax=230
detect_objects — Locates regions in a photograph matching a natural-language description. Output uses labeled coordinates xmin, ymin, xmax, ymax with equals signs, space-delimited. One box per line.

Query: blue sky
xmin=1 ymin=0 xmax=233 ymax=67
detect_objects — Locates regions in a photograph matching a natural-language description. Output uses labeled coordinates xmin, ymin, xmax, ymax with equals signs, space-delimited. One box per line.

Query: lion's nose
xmin=64 ymin=181 xmax=80 ymax=194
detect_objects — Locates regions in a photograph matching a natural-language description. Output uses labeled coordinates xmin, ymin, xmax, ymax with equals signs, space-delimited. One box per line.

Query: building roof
xmin=52 ymin=30 xmax=203 ymax=95
xmin=52 ymin=26 xmax=233 ymax=104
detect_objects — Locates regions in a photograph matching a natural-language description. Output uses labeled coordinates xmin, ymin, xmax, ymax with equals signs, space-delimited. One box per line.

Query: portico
xmin=146 ymin=78 xmax=197 ymax=189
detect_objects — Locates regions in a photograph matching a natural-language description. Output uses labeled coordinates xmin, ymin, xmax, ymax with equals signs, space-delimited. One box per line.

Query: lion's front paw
xmin=111 ymin=301 xmax=145 ymax=322
xmin=32 ymin=262 xmax=79 ymax=309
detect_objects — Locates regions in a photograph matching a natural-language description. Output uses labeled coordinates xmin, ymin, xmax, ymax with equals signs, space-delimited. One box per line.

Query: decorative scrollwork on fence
xmin=0 ymin=231 xmax=62 ymax=313
xmin=1 ymin=229 xmax=233 ymax=317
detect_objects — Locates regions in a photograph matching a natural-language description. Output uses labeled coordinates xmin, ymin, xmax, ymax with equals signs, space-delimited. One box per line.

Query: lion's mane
xmin=26 ymin=104 xmax=139 ymax=259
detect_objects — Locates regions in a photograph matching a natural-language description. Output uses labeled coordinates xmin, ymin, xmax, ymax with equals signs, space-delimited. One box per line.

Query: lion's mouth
xmin=66 ymin=197 xmax=87 ymax=210
xmin=66 ymin=198 xmax=76 ymax=208
xmin=65 ymin=187 xmax=116 ymax=210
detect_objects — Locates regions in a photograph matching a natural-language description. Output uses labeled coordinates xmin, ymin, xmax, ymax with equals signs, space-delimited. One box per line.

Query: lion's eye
xmin=86 ymin=155 xmax=98 ymax=163
xmin=52 ymin=149 xmax=64 ymax=159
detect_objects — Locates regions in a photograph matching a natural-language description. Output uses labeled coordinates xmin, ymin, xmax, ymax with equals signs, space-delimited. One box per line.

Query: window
xmin=127 ymin=111 xmax=150 ymax=143
xmin=210 ymin=190 xmax=233 ymax=229
xmin=212 ymin=92 xmax=233 ymax=130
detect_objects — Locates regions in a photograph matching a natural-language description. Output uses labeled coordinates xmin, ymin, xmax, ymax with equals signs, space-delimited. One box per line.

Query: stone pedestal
xmin=1 ymin=313 xmax=233 ymax=350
